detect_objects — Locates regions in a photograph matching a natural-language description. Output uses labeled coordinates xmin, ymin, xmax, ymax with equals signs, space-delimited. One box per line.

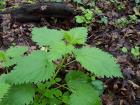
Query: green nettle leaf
xmin=2 ymin=57 xmax=19 ymax=67
xmin=48 ymin=41 xmax=74 ymax=61
xmin=32 ymin=27 xmax=64 ymax=46
xmin=6 ymin=50 xmax=56 ymax=84
xmin=73 ymin=47 xmax=123 ymax=78
xmin=69 ymin=84 xmax=101 ymax=105
xmin=1 ymin=84 xmax=35 ymax=105
xmin=65 ymin=71 xmax=89 ymax=87
xmin=62 ymin=92 xmax=70 ymax=104
xmin=48 ymin=97 xmax=62 ymax=105
xmin=92 ymin=80 xmax=104 ymax=95
xmin=0 ymin=46 xmax=28 ymax=68
xmin=6 ymin=46 xmax=28 ymax=58
xmin=66 ymin=71 xmax=101 ymax=105
xmin=64 ymin=27 xmax=88 ymax=45
xmin=0 ymin=51 xmax=6 ymax=61
xmin=0 ymin=74 xmax=11 ymax=102
xmin=0 ymin=83 xmax=11 ymax=102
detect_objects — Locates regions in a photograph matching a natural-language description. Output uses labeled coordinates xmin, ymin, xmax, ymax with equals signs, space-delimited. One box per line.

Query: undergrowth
xmin=0 ymin=27 xmax=123 ymax=105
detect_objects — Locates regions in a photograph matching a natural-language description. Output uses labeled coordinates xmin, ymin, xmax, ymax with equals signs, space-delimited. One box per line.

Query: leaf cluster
xmin=75 ymin=7 xmax=94 ymax=25
xmin=0 ymin=27 xmax=123 ymax=105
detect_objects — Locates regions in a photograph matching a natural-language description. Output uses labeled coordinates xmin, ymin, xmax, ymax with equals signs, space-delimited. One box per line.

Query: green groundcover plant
xmin=0 ymin=0 xmax=6 ymax=10
xmin=75 ymin=7 xmax=94 ymax=25
xmin=0 ymin=27 xmax=123 ymax=105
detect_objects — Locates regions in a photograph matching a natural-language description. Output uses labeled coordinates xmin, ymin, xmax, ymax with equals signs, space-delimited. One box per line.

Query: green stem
xmin=52 ymin=55 xmax=67 ymax=79
xmin=64 ymin=60 xmax=76 ymax=66
xmin=55 ymin=83 xmax=72 ymax=92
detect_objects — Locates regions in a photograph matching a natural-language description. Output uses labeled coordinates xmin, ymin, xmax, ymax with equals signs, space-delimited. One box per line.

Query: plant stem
xmin=52 ymin=55 xmax=67 ymax=79
xmin=64 ymin=60 xmax=76 ymax=66
xmin=55 ymin=83 xmax=72 ymax=92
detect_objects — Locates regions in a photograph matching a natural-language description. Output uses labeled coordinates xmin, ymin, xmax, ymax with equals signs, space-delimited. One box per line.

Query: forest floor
xmin=0 ymin=0 xmax=140 ymax=105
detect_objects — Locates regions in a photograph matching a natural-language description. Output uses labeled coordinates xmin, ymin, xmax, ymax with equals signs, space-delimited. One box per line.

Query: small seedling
xmin=75 ymin=7 xmax=94 ymax=25
xmin=109 ymin=0 xmax=125 ymax=11
xmin=0 ymin=0 xmax=6 ymax=10
xmin=94 ymin=6 xmax=103 ymax=14
xmin=99 ymin=16 xmax=108 ymax=25
xmin=129 ymin=15 xmax=138 ymax=24
xmin=117 ymin=3 xmax=125 ymax=11
xmin=131 ymin=46 xmax=140 ymax=57
xmin=114 ymin=17 xmax=129 ymax=28
xmin=121 ymin=47 xmax=128 ymax=53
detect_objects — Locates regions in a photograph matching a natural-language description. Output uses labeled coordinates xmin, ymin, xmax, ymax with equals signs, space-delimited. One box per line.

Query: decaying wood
xmin=0 ymin=2 xmax=79 ymax=23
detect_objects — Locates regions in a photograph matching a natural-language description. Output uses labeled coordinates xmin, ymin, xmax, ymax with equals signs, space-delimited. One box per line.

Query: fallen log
xmin=0 ymin=2 xmax=79 ymax=23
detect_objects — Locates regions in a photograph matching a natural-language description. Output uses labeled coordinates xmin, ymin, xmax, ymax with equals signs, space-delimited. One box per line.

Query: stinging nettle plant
xmin=0 ymin=27 xmax=123 ymax=105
